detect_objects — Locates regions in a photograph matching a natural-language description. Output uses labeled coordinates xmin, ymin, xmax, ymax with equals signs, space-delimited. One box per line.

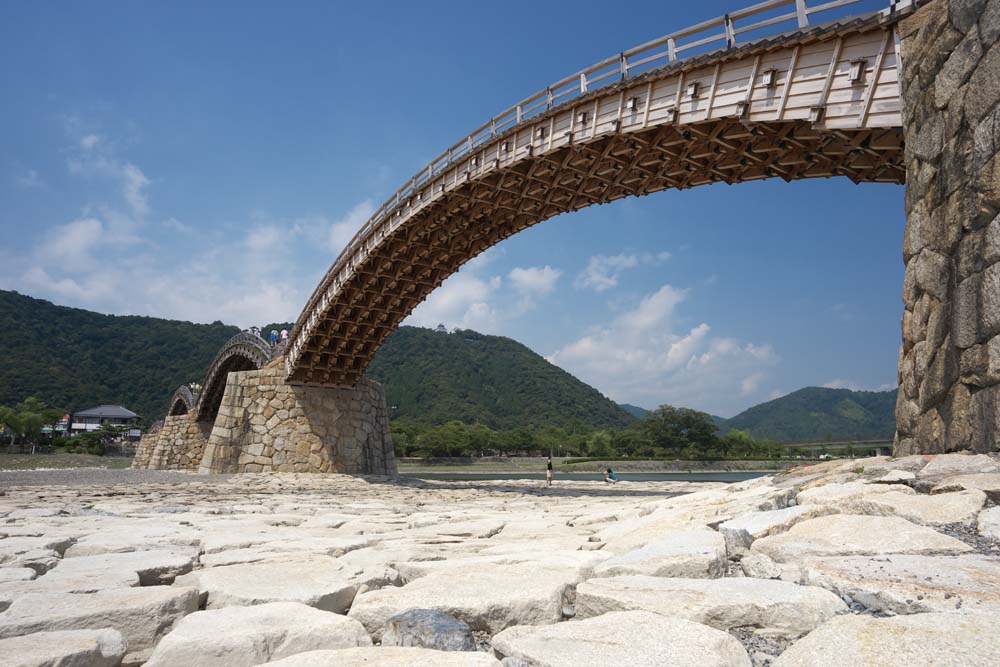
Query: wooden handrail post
xmin=795 ymin=0 xmax=808 ymax=27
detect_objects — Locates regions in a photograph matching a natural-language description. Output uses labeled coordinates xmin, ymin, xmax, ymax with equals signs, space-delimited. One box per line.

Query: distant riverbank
xmin=396 ymin=456 xmax=810 ymax=475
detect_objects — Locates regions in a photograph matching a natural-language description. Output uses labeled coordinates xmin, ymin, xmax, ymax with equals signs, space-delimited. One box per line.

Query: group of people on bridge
xmin=247 ymin=326 xmax=288 ymax=347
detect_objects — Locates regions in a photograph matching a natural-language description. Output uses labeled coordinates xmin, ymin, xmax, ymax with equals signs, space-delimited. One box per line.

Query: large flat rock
xmin=978 ymin=506 xmax=1000 ymax=540
xmin=832 ymin=489 xmax=987 ymax=526
xmin=491 ymin=610 xmax=751 ymax=667
xmin=0 ymin=586 xmax=198 ymax=663
xmin=795 ymin=482 xmax=914 ymax=507
xmin=145 ymin=601 xmax=371 ymax=667
xmin=0 ymin=629 xmax=126 ymax=667
xmin=796 ymin=554 xmax=1000 ymax=615
xmin=772 ymin=612 xmax=1000 ymax=666
xmin=751 ymin=514 xmax=973 ymax=562
xmin=347 ymin=564 xmax=578 ymax=640
xmin=173 ymin=557 xmax=357 ymax=612
xmin=576 ymin=575 xmax=846 ymax=638
xmin=931 ymin=473 xmax=1000 ymax=501
xmin=719 ymin=505 xmax=837 ymax=553
xmin=47 ymin=549 xmax=198 ymax=587
xmin=266 ymin=647 xmax=502 ymax=666
xmin=917 ymin=453 xmax=1000 ymax=478
xmin=592 ymin=529 xmax=726 ymax=578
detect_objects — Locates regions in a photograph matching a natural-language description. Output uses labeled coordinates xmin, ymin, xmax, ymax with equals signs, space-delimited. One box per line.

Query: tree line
xmin=392 ymin=405 xmax=801 ymax=460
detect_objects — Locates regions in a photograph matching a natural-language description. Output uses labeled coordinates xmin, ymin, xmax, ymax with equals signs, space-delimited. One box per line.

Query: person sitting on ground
xmin=604 ymin=468 xmax=618 ymax=484
xmin=545 ymin=456 xmax=553 ymax=487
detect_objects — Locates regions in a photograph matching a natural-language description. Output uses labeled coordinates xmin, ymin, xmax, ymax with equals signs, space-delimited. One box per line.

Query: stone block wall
xmin=896 ymin=0 xmax=1000 ymax=454
xmin=132 ymin=415 xmax=211 ymax=471
xmin=197 ymin=361 xmax=396 ymax=475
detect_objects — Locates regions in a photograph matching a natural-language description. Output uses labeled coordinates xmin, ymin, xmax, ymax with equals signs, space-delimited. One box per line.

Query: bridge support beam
xmin=196 ymin=361 xmax=396 ymax=475
xmin=895 ymin=0 xmax=1000 ymax=455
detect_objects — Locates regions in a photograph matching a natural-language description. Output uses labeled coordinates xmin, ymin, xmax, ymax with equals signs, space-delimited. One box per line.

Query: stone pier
xmin=197 ymin=362 xmax=396 ymax=475
xmin=133 ymin=359 xmax=397 ymax=475
xmin=895 ymin=0 xmax=1000 ymax=455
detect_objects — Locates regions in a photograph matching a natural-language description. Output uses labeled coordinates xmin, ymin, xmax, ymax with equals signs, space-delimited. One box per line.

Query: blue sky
xmin=0 ymin=0 xmax=902 ymax=417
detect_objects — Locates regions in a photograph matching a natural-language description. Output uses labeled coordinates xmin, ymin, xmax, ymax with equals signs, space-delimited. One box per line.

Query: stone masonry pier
xmin=895 ymin=0 xmax=1000 ymax=455
xmin=134 ymin=359 xmax=396 ymax=476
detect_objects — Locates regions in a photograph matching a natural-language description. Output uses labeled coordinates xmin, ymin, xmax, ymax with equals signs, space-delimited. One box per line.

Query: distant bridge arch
xmin=193 ymin=332 xmax=274 ymax=422
xmin=168 ymin=385 xmax=197 ymax=416
xmin=286 ymin=0 xmax=911 ymax=387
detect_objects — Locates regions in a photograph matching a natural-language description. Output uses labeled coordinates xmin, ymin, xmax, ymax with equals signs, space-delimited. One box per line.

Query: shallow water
xmin=405 ymin=471 xmax=772 ymax=483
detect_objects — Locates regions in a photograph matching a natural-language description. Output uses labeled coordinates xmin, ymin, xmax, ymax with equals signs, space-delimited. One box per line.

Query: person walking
xmin=280 ymin=328 xmax=288 ymax=341
xmin=545 ymin=456 xmax=553 ymax=487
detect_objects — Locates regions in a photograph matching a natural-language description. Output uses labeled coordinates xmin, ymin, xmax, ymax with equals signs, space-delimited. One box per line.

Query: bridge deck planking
xmin=286 ymin=7 xmax=910 ymax=387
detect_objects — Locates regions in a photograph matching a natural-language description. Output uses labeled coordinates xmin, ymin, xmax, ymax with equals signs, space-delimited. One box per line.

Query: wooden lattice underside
xmin=289 ymin=118 xmax=903 ymax=386
xmin=168 ymin=385 xmax=196 ymax=416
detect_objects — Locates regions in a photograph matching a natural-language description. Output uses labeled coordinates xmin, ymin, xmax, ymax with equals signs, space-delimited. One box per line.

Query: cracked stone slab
xmin=796 ymin=553 xmax=1000 ymax=614
xmin=750 ymin=514 xmax=973 ymax=562
xmin=772 ymin=612 xmax=1000 ymax=666
xmin=145 ymin=601 xmax=372 ymax=667
xmin=0 ymin=629 xmax=126 ymax=667
xmin=491 ymin=610 xmax=751 ymax=667
xmin=576 ymin=575 xmax=846 ymax=639
xmin=267 ymin=647 xmax=502 ymax=666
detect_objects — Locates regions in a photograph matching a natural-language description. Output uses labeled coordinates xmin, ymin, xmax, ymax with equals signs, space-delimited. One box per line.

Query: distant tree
xmin=41 ymin=408 xmax=64 ymax=447
xmin=644 ymin=405 xmax=719 ymax=457
xmin=0 ymin=405 xmax=17 ymax=448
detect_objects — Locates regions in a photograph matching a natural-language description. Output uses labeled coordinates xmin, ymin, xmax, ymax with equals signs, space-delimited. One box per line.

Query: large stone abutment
xmin=133 ymin=359 xmax=396 ymax=475
xmin=895 ymin=0 xmax=1000 ymax=454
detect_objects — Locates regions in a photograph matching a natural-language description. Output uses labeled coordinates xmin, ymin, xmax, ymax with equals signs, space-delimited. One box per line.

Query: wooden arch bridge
xmin=143 ymin=0 xmax=999 ymax=471
xmin=286 ymin=0 xmax=914 ymax=387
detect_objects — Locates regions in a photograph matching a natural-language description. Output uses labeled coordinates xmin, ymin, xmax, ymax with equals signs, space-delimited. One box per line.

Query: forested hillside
xmin=0 ymin=290 xmax=239 ymax=422
xmin=721 ymin=386 xmax=897 ymax=441
xmin=366 ymin=327 xmax=635 ymax=430
xmin=0 ymin=291 xmax=633 ymax=431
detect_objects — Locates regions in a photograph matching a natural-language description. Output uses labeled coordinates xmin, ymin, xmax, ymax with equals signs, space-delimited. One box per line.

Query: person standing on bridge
xmin=280 ymin=328 xmax=288 ymax=341
xmin=270 ymin=329 xmax=278 ymax=346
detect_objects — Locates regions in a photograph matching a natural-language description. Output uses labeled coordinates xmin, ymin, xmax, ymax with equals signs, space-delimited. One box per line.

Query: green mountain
xmin=618 ymin=403 xmax=649 ymax=419
xmin=720 ymin=386 xmax=897 ymax=442
xmin=366 ymin=327 xmax=634 ymax=431
xmin=0 ymin=290 xmax=240 ymax=423
xmin=0 ymin=291 xmax=633 ymax=431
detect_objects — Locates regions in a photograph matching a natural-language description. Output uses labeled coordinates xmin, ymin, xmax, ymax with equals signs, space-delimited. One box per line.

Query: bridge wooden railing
xmin=289 ymin=0 xmax=912 ymax=379
xmin=340 ymin=0 xmax=907 ymax=266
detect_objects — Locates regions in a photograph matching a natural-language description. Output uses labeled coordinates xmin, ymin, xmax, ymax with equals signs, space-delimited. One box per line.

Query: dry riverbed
xmin=2 ymin=453 xmax=1000 ymax=666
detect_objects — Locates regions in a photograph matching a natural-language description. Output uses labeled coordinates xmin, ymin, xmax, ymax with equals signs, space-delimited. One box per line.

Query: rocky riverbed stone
xmin=173 ymin=557 xmax=357 ymax=612
xmin=576 ymin=576 xmax=846 ymax=638
xmin=144 ymin=601 xmax=372 ymax=667
xmin=832 ymin=489 xmax=988 ymax=525
xmin=796 ymin=553 xmax=1000 ymax=614
xmin=592 ymin=528 xmax=727 ymax=578
xmin=491 ymin=610 xmax=752 ymax=667
xmin=0 ymin=586 xmax=198 ymax=663
xmin=772 ymin=612 xmax=1000 ymax=666
xmin=932 ymin=473 xmax=1000 ymax=500
xmin=266 ymin=647 xmax=502 ymax=666
xmin=0 ymin=568 xmax=35 ymax=584
xmin=347 ymin=564 xmax=578 ymax=640
xmin=719 ymin=505 xmax=837 ymax=554
xmin=382 ymin=609 xmax=476 ymax=651
xmin=751 ymin=514 xmax=974 ymax=562
xmin=916 ymin=453 xmax=1000 ymax=477
xmin=978 ymin=506 xmax=1000 ymax=539
xmin=0 ymin=629 xmax=126 ymax=667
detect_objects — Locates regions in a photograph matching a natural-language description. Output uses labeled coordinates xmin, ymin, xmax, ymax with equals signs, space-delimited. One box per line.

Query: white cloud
xmin=575 ymin=251 xmax=671 ymax=292
xmin=80 ymin=134 xmax=101 ymax=151
xmin=245 ymin=225 xmax=283 ymax=253
xmin=329 ymin=200 xmax=374 ymax=253
xmin=509 ymin=265 xmax=561 ymax=309
xmin=45 ymin=218 xmax=105 ymax=271
xmin=406 ymin=270 xmax=502 ymax=332
xmin=15 ymin=168 xmax=43 ymax=189
xmin=548 ymin=284 xmax=778 ymax=417
xmin=822 ymin=379 xmax=898 ymax=392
